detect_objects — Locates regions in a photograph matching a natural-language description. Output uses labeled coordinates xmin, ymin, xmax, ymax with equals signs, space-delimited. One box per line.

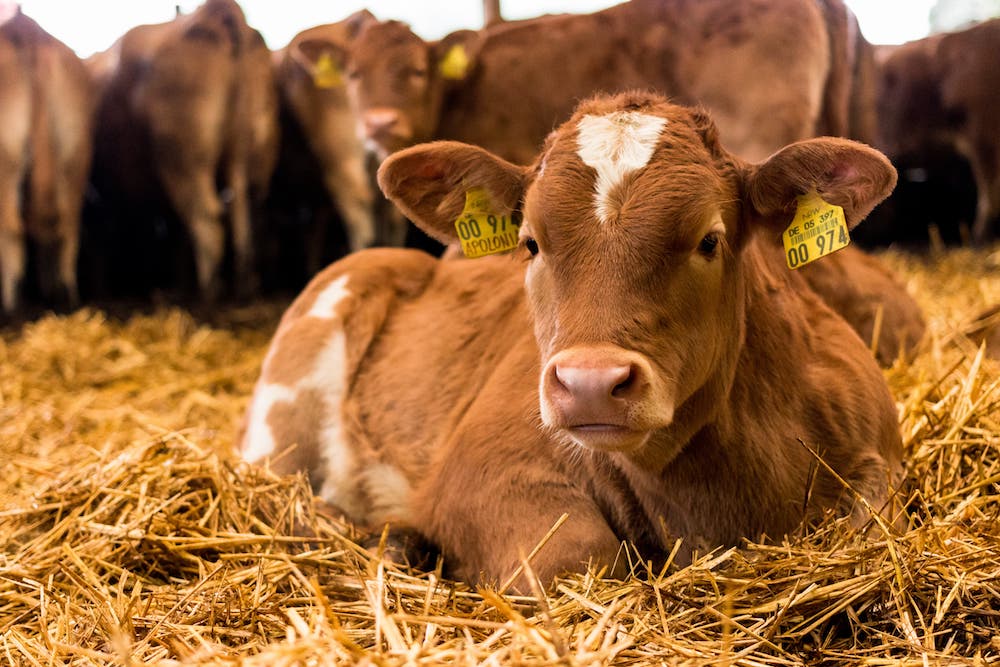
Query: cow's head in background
xmin=345 ymin=20 xmax=479 ymax=160
xmin=379 ymin=92 xmax=895 ymax=468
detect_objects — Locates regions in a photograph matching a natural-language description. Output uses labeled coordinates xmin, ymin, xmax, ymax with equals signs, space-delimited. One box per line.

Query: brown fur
xmin=0 ymin=10 xmax=93 ymax=312
xmin=344 ymin=0 xmax=873 ymax=165
xmin=877 ymin=18 xmax=1000 ymax=242
xmin=968 ymin=304 xmax=1000 ymax=359
xmin=243 ymin=93 xmax=904 ymax=591
xmin=88 ymin=0 xmax=278 ymax=299
xmin=813 ymin=0 xmax=876 ymax=144
xmin=797 ymin=246 xmax=925 ymax=365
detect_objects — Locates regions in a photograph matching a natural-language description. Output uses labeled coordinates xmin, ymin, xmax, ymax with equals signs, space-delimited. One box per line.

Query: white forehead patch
xmin=576 ymin=111 xmax=667 ymax=224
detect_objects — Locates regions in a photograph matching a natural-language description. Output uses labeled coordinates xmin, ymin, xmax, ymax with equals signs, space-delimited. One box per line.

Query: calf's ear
xmin=744 ymin=138 xmax=897 ymax=233
xmin=292 ymin=39 xmax=349 ymax=88
xmin=433 ymin=29 xmax=480 ymax=81
xmin=377 ymin=141 xmax=528 ymax=244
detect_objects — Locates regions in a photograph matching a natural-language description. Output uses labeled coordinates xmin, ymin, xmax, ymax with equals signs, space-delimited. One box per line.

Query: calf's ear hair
xmin=744 ymin=138 xmax=897 ymax=233
xmin=377 ymin=141 xmax=528 ymax=245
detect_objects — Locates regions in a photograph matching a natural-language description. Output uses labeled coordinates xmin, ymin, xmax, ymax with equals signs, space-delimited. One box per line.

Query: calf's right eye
xmin=525 ymin=238 xmax=539 ymax=256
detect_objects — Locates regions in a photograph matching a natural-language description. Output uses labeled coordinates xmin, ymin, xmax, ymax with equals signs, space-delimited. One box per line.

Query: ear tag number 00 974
xmin=782 ymin=191 xmax=850 ymax=269
xmin=455 ymin=187 xmax=521 ymax=258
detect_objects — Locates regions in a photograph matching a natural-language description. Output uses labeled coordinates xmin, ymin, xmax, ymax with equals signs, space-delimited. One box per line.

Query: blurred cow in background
xmin=344 ymin=0 xmax=872 ymax=165
xmin=85 ymin=0 xmax=278 ymax=302
xmin=874 ymin=18 xmax=1000 ymax=245
xmin=0 ymin=9 xmax=92 ymax=314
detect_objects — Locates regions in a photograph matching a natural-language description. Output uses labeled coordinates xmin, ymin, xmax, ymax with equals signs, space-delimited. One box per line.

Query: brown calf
xmin=241 ymin=93 xmax=904 ymax=589
xmin=0 ymin=10 xmax=93 ymax=312
xmin=878 ymin=18 xmax=1000 ymax=242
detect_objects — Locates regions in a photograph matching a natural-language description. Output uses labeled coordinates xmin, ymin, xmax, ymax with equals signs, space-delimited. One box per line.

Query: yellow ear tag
xmin=312 ymin=51 xmax=343 ymax=89
xmin=782 ymin=191 xmax=850 ymax=269
xmin=455 ymin=187 xmax=521 ymax=258
xmin=439 ymin=43 xmax=469 ymax=80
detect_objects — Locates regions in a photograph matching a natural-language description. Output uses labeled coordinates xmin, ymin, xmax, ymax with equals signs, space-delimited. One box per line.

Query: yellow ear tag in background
xmin=312 ymin=51 xmax=343 ymax=89
xmin=455 ymin=187 xmax=521 ymax=258
xmin=782 ymin=191 xmax=850 ymax=269
xmin=439 ymin=43 xmax=470 ymax=80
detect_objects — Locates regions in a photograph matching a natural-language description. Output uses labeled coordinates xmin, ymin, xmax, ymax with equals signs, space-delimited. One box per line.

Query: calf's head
xmin=379 ymin=93 xmax=895 ymax=465
xmin=346 ymin=20 xmax=478 ymax=159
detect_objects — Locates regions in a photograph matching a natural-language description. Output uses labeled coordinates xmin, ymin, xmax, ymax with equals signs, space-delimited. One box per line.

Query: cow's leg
xmin=323 ymin=153 xmax=375 ymax=252
xmin=227 ymin=165 xmax=257 ymax=299
xmin=54 ymin=182 xmax=83 ymax=309
xmin=418 ymin=446 xmax=624 ymax=592
xmin=969 ymin=150 xmax=1000 ymax=244
xmin=0 ymin=174 xmax=25 ymax=313
xmin=161 ymin=165 xmax=225 ymax=301
xmin=414 ymin=386 xmax=624 ymax=591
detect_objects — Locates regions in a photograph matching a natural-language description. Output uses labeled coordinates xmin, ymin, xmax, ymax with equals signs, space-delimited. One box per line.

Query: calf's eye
xmin=698 ymin=233 xmax=720 ymax=257
xmin=525 ymin=238 xmax=539 ymax=256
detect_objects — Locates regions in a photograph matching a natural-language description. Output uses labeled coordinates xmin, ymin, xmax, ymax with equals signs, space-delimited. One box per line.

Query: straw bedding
xmin=1 ymin=249 xmax=998 ymax=666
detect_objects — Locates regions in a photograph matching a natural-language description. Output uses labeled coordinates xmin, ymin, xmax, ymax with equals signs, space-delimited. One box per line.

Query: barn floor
xmin=1 ymin=248 xmax=999 ymax=665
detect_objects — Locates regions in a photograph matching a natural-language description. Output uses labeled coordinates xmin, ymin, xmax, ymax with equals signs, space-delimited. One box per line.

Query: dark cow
xmin=86 ymin=0 xmax=278 ymax=300
xmin=877 ymin=18 xmax=1000 ymax=242
xmin=241 ymin=93 xmax=904 ymax=589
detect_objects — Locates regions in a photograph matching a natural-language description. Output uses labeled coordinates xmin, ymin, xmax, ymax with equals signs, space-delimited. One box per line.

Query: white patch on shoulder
xmin=311 ymin=327 xmax=366 ymax=519
xmin=244 ymin=273 xmax=367 ymax=519
xmin=576 ymin=111 xmax=667 ymax=224
xmin=241 ymin=382 xmax=294 ymax=463
xmin=243 ymin=271 xmax=416 ymax=525
xmin=308 ymin=274 xmax=350 ymax=320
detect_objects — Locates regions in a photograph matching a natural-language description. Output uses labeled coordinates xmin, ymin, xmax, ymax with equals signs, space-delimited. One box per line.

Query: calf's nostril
xmin=611 ymin=366 xmax=636 ymax=398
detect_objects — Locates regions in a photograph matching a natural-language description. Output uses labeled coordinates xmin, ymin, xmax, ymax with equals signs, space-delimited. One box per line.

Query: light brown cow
xmin=88 ymin=0 xmax=278 ymax=299
xmin=345 ymin=0 xmax=862 ymax=164
xmin=273 ymin=10 xmax=408 ymax=255
xmin=241 ymin=93 xmax=904 ymax=589
xmin=0 ymin=10 xmax=93 ymax=313
xmin=878 ymin=18 xmax=1000 ymax=242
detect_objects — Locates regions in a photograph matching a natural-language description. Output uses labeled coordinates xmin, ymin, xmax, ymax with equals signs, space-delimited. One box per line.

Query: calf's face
xmin=378 ymin=94 xmax=895 ymax=464
xmin=523 ymin=108 xmax=743 ymax=454
xmin=345 ymin=21 xmax=439 ymax=159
